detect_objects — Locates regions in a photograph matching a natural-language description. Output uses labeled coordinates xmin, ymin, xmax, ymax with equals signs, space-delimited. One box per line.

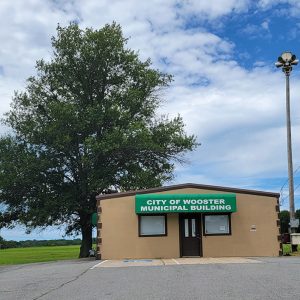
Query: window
xmin=139 ymin=215 xmax=167 ymax=236
xmin=203 ymin=214 xmax=231 ymax=235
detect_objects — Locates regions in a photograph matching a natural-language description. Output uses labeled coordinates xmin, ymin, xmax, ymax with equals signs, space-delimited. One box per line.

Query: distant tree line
xmin=0 ymin=237 xmax=96 ymax=249
xmin=279 ymin=209 xmax=300 ymax=234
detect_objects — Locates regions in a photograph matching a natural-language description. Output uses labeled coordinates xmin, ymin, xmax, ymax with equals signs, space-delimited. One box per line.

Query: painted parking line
xmin=92 ymin=259 xmax=164 ymax=268
xmin=90 ymin=260 xmax=108 ymax=269
xmin=172 ymin=258 xmax=180 ymax=265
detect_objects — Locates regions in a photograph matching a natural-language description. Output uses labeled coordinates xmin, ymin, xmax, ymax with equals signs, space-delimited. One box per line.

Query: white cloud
xmin=0 ymin=0 xmax=79 ymax=118
xmin=261 ymin=20 xmax=269 ymax=30
xmin=1 ymin=0 xmax=299 ymax=184
xmin=240 ymin=22 xmax=271 ymax=39
xmin=178 ymin=0 xmax=250 ymax=19
xmin=167 ymin=74 xmax=300 ymax=173
xmin=258 ymin=0 xmax=300 ymax=17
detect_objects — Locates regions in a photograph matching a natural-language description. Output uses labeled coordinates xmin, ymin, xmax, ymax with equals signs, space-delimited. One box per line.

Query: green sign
xmin=135 ymin=194 xmax=236 ymax=214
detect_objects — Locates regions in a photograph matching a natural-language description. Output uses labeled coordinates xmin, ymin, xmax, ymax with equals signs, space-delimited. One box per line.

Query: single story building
xmin=96 ymin=183 xmax=281 ymax=260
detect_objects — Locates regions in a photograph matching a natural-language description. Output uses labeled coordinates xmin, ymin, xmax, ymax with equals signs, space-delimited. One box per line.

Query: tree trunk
xmin=79 ymin=222 xmax=93 ymax=258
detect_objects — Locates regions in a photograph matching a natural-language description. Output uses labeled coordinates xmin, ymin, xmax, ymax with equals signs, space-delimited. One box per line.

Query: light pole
xmin=275 ymin=52 xmax=298 ymax=240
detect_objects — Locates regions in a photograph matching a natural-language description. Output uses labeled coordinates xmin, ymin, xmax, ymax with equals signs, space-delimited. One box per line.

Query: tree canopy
xmin=279 ymin=209 xmax=300 ymax=234
xmin=0 ymin=23 xmax=197 ymax=257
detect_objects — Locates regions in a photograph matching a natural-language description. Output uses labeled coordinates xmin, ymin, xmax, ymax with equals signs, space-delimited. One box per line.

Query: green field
xmin=0 ymin=245 xmax=81 ymax=265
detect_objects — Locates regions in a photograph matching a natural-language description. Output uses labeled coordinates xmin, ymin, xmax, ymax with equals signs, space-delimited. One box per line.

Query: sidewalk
xmin=91 ymin=257 xmax=262 ymax=268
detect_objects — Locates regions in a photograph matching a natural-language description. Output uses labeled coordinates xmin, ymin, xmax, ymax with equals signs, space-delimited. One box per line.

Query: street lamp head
xmin=281 ymin=51 xmax=293 ymax=62
xmin=276 ymin=51 xmax=297 ymax=75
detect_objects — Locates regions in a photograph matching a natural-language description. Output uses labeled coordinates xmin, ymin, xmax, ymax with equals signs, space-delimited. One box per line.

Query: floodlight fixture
xmin=291 ymin=59 xmax=299 ymax=65
xmin=281 ymin=51 xmax=293 ymax=62
xmin=276 ymin=51 xmax=298 ymax=75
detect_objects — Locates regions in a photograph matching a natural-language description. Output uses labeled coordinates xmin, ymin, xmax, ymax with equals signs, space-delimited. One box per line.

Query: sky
xmin=1 ymin=0 xmax=300 ymax=240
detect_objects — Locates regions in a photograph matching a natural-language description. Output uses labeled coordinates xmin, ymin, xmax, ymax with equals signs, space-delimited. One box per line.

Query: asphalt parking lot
xmin=1 ymin=257 xmax=300 ymax=300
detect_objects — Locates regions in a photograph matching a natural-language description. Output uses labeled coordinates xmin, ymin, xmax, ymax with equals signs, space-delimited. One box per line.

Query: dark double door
xmin=179 ymin=214 xmax=202 ymax=257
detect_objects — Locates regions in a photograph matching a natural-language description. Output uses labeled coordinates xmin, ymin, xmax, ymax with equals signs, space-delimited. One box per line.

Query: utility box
xmin=290 ymin=218 xmax=299 ymax=229
xmin=290 ymin=233 xmax=300 ymax=245
xmin=281 ymin=233 xmax=290 ymax=243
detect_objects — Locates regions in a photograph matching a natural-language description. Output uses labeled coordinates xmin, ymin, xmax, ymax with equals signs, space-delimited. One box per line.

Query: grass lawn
xmin=282 ymin=244 xmax=300 ymax=256
xmin=0 ymin=245 xmax=81 ymax=265
xmin=1 ymin=244 xmax=299 ymax=265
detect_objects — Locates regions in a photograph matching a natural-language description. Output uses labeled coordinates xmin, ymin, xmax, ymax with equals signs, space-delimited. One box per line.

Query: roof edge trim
xmin=96 ymin=183 xmax=280 ymax=200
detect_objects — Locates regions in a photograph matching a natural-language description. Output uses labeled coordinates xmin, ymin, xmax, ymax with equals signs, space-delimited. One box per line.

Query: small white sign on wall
xmin=250 ymin=225 xmax=256 ymax=232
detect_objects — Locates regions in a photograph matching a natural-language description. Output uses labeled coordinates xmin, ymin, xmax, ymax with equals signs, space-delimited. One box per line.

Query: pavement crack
xmin=0 ymin=265 xmax=28 ymax=274
xmin=32 ymin=267 xmax=90 ymax=300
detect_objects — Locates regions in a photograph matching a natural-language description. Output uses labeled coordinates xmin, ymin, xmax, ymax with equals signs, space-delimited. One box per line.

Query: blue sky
xmin=1 ymin=0 xmax=300 ymax=240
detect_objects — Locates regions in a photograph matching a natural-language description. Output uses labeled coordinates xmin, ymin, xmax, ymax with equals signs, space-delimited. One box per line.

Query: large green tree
xmin=0 ymin=23 xmax=197 ymax=257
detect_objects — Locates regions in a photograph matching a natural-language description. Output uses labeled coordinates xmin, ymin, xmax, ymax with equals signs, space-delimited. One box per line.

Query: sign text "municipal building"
xmin=135 ymin=194 xmax=237 ymax=214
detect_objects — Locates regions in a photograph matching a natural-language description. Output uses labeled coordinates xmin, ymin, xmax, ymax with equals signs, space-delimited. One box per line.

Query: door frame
xmin=179 ymin=213 xmax=203 ymax=257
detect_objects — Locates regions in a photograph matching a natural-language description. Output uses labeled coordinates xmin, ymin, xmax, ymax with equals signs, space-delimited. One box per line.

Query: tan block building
xmin=96 ymin=183 xmax=281 ymax=259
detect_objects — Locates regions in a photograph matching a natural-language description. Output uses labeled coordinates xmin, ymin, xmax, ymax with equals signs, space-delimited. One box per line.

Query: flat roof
xmin=96 ymin=183 xmax=280 ymax=200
